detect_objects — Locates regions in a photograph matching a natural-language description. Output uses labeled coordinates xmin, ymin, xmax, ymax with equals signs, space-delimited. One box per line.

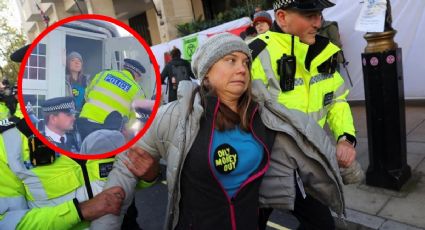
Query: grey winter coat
xmin=90 ymin=80 xmax=344 ymax=230
xmin=252 ymin=80 xmax=344 ymax=215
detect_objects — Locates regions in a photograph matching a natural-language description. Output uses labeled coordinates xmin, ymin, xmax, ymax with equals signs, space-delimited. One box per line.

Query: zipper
xmin=232 ymin=105 xmax=271 ymax=197
xmin=230 ymin=198 xmax=237 ymax=230
xmin=206 ymin=99 xmax=237 ymax=229
xmin=207 ymin=101 xmax=271 ymax=230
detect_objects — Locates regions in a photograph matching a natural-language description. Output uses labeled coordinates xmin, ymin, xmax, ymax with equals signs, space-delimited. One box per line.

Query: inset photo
xmin=19 ymin=15 xmax=161 ymax=158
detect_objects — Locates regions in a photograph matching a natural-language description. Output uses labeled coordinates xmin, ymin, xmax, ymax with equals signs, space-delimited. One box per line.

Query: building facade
xmin=15 ymin=0 xmax=206 ymax=45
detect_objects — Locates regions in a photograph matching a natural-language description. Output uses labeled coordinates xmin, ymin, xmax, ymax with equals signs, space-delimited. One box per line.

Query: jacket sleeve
xmin=89 ymin=151 xmax=139 ymax=230
xmin=137 ymin=104 xmax=175 ymax=160
xmin=326 ymin=71 xmax=356 ymax=140
xmin=0 ymin=158 xmax=81 ymax=230
xmin=89 ymin=150 xmax=156 ymax=230
xmin=89 ymin=105 xmax=173 ymax=230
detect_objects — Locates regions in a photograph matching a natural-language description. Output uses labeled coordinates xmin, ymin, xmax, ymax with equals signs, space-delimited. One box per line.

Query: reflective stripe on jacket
xmin=250 ymin=31 xmax=355 ymax=140
xmin=80 ymin=70 xmax=144 ymax=124
xmin=0 ymin=127 xmax=114 ymax=229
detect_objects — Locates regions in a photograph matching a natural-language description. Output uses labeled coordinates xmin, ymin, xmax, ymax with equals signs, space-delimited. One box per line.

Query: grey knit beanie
xmin=191 ymin=32 xmax=252 ymax=81
xmin=67 ymin=51 xmax=83 ymax=65
xmin=253 ymin=11 xmax=272 ymax=27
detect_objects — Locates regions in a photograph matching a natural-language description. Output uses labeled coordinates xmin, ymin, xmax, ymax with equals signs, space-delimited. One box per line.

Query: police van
xmin=22 ymin=19 xmax=156 ymax=129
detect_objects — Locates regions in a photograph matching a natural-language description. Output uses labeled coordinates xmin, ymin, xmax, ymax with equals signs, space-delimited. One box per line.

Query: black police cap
xmin=10 ymin=44 xmax=31 ymax=63
xmin=123 ymin=58 xmax=146 ymax=76
xmin=41 ymin=97 xmax=76 ymax=114
xmin=273 ymin=0 xmax=335 ymax=11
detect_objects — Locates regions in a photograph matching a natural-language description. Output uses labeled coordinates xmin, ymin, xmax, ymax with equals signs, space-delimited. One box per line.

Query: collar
xmin=122 ymin=69 xmax=138 ymax=81
xmin=44 ymin=126 xmax=66 ymax=143
xmin=203 ymin=94 xmax=257 ymax=120
xmin=269 ymin=20 xmax=331 ymax=70
xmin=271 ymin=21 xmax=284 ymax=33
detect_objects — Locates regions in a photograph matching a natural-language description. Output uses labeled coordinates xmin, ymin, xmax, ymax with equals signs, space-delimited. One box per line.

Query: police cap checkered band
xmin=273 ymin=0 xmax=335 ymax=11
xmin=41 ymin=97 xmax=76 ymax=114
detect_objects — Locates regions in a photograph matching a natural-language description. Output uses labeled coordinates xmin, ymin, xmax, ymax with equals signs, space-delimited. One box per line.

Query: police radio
xmin=277 ymin=35 xmax=296 ymax=92
xmin=15 ymin=117 xmax=55 ymax=166
xmin=28 ymin=135 xmax=55 ymax=166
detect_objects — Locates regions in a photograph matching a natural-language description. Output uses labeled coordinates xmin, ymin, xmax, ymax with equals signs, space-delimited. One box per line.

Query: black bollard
xmin=361 ymin=31 xmax=411 ymax=190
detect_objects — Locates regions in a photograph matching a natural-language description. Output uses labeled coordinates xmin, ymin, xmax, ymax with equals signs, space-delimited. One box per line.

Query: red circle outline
xmin=18 ymin=14 xmax=162 ymax=160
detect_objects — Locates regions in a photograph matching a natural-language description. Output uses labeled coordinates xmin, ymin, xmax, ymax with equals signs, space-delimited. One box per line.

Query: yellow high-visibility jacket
xmin=80 ymin=70 xmax=145 ymax=124
xmin=250 ymin=31 xmax=355 ymax=140
xmin=0 ymin=103 xmax=10 ymax=120
xmin=0 ymin=127 xmax=115 ymax=229
xmin=14 ymin=103 xmax=23 ymax=119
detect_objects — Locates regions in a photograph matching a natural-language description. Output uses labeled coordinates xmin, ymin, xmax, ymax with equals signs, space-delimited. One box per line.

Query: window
xmin=115 ymin=51 xmax=122 ymax=71
xmin=24 ymin=43 xmax=46 ymax=80
xmin=23 ymin=94 xmax=46 ymax=130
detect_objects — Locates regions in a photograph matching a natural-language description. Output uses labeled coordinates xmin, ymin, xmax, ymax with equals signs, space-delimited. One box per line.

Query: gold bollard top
xmin=364 ymin=30 xmax=398 ymax=53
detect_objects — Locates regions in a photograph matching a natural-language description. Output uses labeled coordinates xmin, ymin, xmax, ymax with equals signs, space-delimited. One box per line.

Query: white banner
xmin=324 ymin=0 xmax=425 ymax=100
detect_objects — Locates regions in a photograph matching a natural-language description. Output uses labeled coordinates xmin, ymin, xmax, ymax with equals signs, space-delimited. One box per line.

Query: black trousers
xmin=121 ymin=199 xmax=142 ymax=230
xmin=258 ymin=186 xmax=335 ymax=230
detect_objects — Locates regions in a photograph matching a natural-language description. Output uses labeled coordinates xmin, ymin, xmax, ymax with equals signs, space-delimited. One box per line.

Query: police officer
xmin=41 ymin=96 xmax=80 ymax=152
xmin=249 ymin=0 xmax=360 ymax=229
xmin=8 ymin=44 xmax=32 ymax=120
xmin=0 ymin=44 xmax=125 ymax=230
xmin=78 ymin=58 xmax=147 ymax=141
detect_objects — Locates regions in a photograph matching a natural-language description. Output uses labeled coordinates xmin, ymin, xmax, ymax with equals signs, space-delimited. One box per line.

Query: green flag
xmin=183 ymin=35 xmax=198 ymax=61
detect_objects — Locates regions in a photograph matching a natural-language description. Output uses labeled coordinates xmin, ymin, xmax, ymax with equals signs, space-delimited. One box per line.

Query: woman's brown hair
xmin=190 ymin=74 xmax=254 ymax=132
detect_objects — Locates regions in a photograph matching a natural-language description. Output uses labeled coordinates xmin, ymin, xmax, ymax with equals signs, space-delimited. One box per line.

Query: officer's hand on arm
xmin=336 ymin=141 xmax=356 ymax=168
xmin=124 ymin=146 xmax=159 ymax=182
xmin=79 ymin=186 xmax=125 ymax=221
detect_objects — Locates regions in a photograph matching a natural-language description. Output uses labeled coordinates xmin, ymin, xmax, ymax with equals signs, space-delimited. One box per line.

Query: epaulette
xmin=248 ymin=38 xmax=268 ymax=60
xmin=0 ymin=117 xmax=34 ymax=137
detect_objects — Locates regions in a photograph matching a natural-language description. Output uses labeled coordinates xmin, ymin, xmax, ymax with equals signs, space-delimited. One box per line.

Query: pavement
xmin=335 ymin=102 xmax=425 ymax=230
xmin=134 ymin=102 xmax=425 ymax=230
